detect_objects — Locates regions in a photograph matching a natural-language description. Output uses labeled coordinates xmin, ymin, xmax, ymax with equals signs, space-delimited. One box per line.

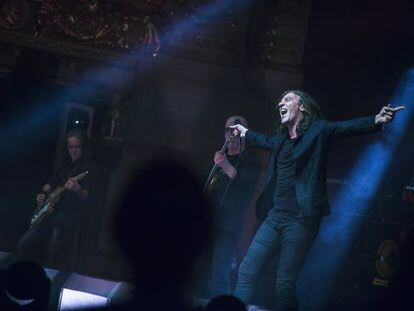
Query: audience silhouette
xmin=0 ymin=260 xmax=51 ymax=310
xmin=110 ymin=158 xmax=213 ymax=310
xmin=204 ymin=295 xmax=246 ymax=311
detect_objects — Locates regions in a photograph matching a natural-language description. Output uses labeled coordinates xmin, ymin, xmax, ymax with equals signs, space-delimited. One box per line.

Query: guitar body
xmin=30 ymin=192 xmax=61 ymax=228
xmin=29 ymin=171 xmax=88 ymax=228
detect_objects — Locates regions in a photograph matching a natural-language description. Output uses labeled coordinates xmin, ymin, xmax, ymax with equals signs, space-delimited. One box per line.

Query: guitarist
xmin=36 ymin=130 xmax=90 ymax=209
xmin=17 ymin=129 xmax=93 ymax=268
xmin=199 ymin=116 xmax=260 ymax=298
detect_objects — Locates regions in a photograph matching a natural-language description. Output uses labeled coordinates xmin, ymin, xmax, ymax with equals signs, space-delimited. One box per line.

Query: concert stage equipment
xmin=333 ymin=219 xmax=410 ymax=310
xmin=0 ymin=252 xmax=135 ymax=310
xmin=57 ymin=272 xmax=134 ymax=310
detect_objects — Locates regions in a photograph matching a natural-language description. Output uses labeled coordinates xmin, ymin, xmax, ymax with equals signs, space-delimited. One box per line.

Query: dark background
xmin=305 ymin=0 xmax=414 ymax=194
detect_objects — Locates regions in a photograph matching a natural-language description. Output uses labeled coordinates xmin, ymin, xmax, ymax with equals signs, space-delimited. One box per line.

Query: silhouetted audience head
xmin=204 ymin=295 xmax=246 ymax=311
xmin=115 ymin=158 xmax=212 ymax=307
xmin=0 ymin=260 xmax=51 ymax=310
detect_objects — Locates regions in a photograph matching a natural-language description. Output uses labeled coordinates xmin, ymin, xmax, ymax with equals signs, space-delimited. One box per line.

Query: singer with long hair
xmin=231 ymin=90 xmax=404 ymax=310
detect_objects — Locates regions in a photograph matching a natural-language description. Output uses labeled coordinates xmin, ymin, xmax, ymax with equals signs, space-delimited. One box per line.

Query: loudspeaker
xmin=333 ymin=221 xmax=405 ymax=310
xmin=45 ymin=268 xmax=71 ymax=310
xmin=0 ymin=253 xmax=135 ymax=311
xmin=58 ymin=273 xmax=135 ymax=310
xmin=359 ymin=221 xmax=403 ymax=289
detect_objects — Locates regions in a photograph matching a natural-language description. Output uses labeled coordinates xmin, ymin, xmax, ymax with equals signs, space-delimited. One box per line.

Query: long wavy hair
xmin=276 ymin=90 xmax=324 ymax=134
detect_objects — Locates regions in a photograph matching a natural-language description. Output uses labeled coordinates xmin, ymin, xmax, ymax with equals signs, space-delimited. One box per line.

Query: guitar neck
xmin=52 ymin=186 xmax=66 ymax=197
xmin=49 ymin=171 xmax=88 ymax=197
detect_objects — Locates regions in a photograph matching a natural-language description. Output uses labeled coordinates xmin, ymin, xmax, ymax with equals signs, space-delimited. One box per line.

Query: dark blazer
xmin=246 ymin=116 xmax=381 ymax=219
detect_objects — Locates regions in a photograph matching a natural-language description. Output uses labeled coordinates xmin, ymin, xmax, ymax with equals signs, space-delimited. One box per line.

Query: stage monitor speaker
xmin=58 ymin=273 xmax=134 ymax=310
xmin=44 ymin=268 xmax=72 ymax=311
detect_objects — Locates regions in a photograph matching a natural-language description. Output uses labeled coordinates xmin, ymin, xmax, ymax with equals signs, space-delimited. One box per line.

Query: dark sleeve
xmin=245 ymin=130 xmax=278 ymax=150
xmin=78 ymin=162 xmax=95 ymax=193
xmin=78 ymin=174 xmax=90 ymax=193
xmin=324 ymin=116 xmax=382 ymax=142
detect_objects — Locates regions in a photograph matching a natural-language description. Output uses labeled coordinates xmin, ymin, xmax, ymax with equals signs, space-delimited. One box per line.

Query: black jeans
xmin=234 ymin=210 xmax=318 ymax=310
xmin=17 ymin=212 xmax=80 ymax=267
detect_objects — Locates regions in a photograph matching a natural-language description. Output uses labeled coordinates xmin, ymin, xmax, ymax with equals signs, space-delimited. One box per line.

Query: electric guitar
xmin=29 ymin=171 xmax=88 ymax=228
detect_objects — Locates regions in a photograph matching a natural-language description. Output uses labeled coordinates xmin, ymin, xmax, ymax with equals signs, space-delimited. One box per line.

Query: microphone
xmin=234 ymin=119 xmax=242 ymax=149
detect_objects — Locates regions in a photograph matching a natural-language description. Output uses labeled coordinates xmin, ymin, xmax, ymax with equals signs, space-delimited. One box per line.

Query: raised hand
xmin=229 ymin=124 xmax=248 ymax=137
xmin=36 ymin=193 xmax=46 ymax=206
xmin=65 ymin=178 xmax=82 ymax=192
xmin=375 ymin=104 xmax=405 ymax=124
xmin=213 ymin=151 xmax=236 ymax=179
xmin=214 ymin=151 xmax=229 ymax=169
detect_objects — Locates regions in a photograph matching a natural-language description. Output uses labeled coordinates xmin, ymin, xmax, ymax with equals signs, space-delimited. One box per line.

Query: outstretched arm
xmin=325 ymin=105 xmax=405 ymax=141
xmin=230 ymin=124 xmax=276 ymax=150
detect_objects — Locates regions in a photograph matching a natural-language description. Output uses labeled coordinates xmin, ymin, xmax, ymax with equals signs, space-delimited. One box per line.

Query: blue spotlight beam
xmin=0 ymin=0 xmax=256 ymax=157
xmin=301 ymin=68 xmax=414 ymax=309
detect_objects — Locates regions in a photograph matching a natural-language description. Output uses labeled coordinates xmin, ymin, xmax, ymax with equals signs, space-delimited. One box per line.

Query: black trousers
xmin=17 ymin=211 xmax=80 ymax=268
xmin=234 ymin=208 xmax=319 ymax=310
